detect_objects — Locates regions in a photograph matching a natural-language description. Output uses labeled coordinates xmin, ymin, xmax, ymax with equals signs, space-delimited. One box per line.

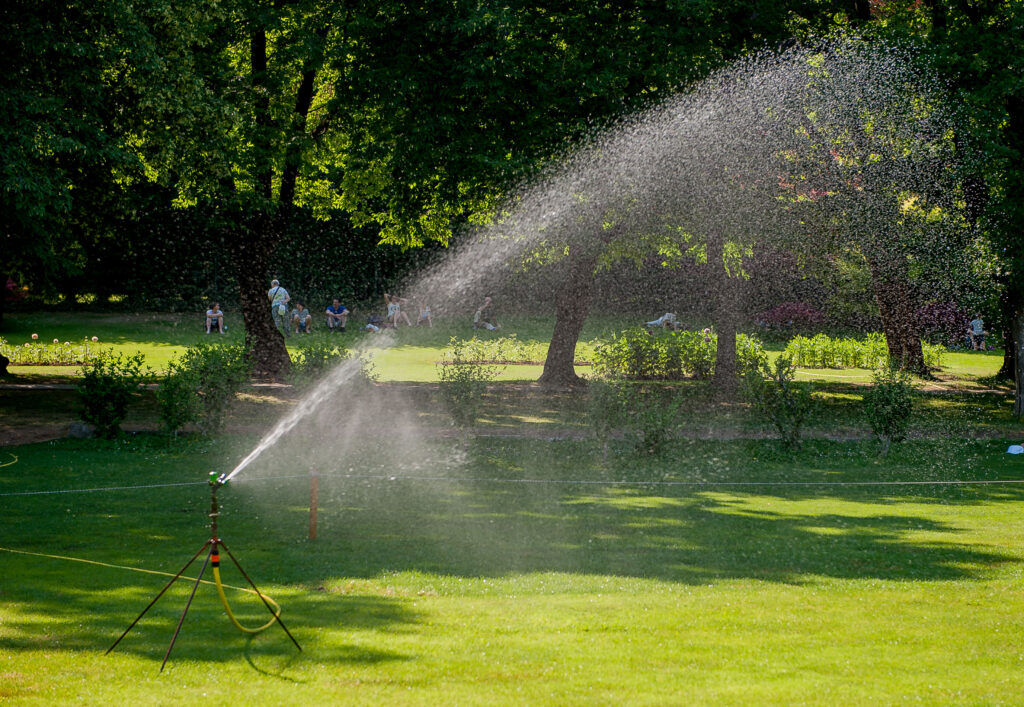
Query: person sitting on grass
xmin=385 ymin=292 xmax=413 ymax=327
xmin=292 ymin=302 xmax=313 ymax=334
xmin=325 ymin=298 xmax=349 ymax=333
xmin=205 ymin=303 xmax=225 ymax=334
xmin=473 ymin=296 xmax=499 ymax=331
xmin=416 ymin=299 xmax=433 ymax=327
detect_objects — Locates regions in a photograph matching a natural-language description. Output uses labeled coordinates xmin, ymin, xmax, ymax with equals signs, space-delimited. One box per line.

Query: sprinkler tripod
xmin=107 ymin=472 xmax=301 ymax=671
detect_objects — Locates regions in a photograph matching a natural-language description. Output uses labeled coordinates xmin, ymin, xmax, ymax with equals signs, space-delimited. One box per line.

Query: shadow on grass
xmin=3 ymin=434 xmax=1023 ymax=667
xmin=310 ymin=479 xmax=1016 ymax=585
xmin=0 ymin=553 xmax=419 ymax=666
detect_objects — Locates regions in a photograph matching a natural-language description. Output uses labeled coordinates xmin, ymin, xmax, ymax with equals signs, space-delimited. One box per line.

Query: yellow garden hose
xmin=211 ymin=549 xmax=283 ymax=634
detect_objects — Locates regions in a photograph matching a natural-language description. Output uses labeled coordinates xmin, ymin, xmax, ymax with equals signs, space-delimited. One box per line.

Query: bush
xmin=78 ymin=351 xmax=151 ymax=439
xmin=863 ymin=362 xmax=915 ymax=456
xmin=742 ymin=354 xmax=811 ymax=449
xmin=158 ymin=343 xmax=250 ymax=435
xmin=289 ymin=341 xmax=353 ymax=388
xmin=620 ymin=385 xmax=682 ymax=456
xmin=783 ymin=332 xmax=945 ymax=369
xmin=437 ymin=338 xmax=504 ymax=429
xmin=592 ymin=328 xmax=765 ymax=380
xmin=593 ymin=328 xmax=663 ymax=379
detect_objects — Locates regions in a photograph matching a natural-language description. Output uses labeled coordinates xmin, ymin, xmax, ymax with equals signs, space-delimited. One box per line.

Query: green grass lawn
xmin=3 ymin=311 xmax=1024 ymax=703
xmin=3 ymin=436 xmax=1024 ymax=703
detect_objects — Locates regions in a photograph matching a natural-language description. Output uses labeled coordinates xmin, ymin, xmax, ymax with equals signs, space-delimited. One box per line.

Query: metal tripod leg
xmin=160 ymin=543 xmax=215 ymax=671
xmin=218 ymin=539 xmax=302 ymax=651
xmin=106 ymin=540 xmax=212 ymax=657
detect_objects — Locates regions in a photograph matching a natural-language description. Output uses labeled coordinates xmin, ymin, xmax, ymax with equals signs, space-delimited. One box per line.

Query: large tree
xmin=1 ymin=0 xmax=153 ymax=325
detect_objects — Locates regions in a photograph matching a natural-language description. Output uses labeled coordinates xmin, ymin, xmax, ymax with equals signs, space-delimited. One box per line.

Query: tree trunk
xmin=708 ymin=236 xmax=738 ymax=394
xmin=997 ymin=281 xmax=1019 ymax=380
xmin=230 ymin=216 xmax=290 ymax=380
xmin=538 ymin=248 xmax=599 ymax=388
xmin=867 ymin=256 xmax=926 ymax=373
xmin=1015 ymin=312 xmax=1024 ymax=418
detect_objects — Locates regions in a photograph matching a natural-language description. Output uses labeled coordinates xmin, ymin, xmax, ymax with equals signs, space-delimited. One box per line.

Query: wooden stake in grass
xmin=309 ymin=469 xmax=319 ymax=540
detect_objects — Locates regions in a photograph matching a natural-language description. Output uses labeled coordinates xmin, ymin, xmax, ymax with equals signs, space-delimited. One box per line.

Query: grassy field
xmin=3 ymin=436 xmax=1024 ymax=703
xmin=3 ymin=311 xmax=1024 ymax=703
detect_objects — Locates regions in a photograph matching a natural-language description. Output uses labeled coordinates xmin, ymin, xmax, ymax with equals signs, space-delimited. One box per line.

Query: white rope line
xmin=6 ymin=471 xmax=1024 ymax=497
xmin=253 ymin=473 xmax=1024 ymax=488
xmin=0 ymin=480 xmax=208 ymax=497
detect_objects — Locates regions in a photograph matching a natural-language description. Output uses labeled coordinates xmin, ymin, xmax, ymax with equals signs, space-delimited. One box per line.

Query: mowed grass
xmin=3 ymin=435 xmax=1024 ymax=704
xmin=3 ymin=311 xmax=1024 ymax=702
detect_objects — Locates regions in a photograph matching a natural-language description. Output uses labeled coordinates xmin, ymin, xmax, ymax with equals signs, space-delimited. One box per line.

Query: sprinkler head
xmin=208 ymin=471 xmax=228 ymax=488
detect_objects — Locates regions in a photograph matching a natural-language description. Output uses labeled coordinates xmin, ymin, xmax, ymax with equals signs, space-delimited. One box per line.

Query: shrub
xmin=158 ymin=343 xmax=250 ymax=435
xmin=78 ymin=351 xmax=151 ymax=439
xmin=437 ymin=338 xmax=503 ymax=429
xmin=673 ymin=330 xmax=716 ymax=378
xmin=742 ymin=354 xmax=811 ymax=449
xmin=289 ymin=341 xmax=353 ymax=388
xmin=863 ymin=362 xmax=915 ymax=456
xmin=619 ymin=385 xmax=682 ymax=456
xmin=592 ymin=328 xmax=765 ymax=380
xmin=592 ymin=328 xmax=662 ymax=379
xmin=783 ymin=332 xmax=945 ymax=370
xmin=736 ymin=333 xmax=769 ymax=374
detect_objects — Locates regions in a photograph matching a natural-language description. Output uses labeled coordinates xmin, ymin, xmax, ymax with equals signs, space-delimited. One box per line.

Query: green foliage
xmin=437 ymin=338 xmax=504 ymax=429
xmin=743 ymin=354 xmax=811 ymax=450
xmin=289 ymin=341 xmax=353 ymax=389
xmin=157 ymin=343 xmax=250 ymax=435
xmin=619 ymin=385 xmax=683 ymax=457
xmin=864 ymin=362 xmax=915 ymax=456
xmin=593 ymin=328 xmax=765 ymax=380
xmin=440 ymin=334 xmax=545 ymax=364
xmin=77 ymin=351 xmax=151 ymax=439
xmin=289 ymin=340 xmax=378 ymax=393
xmin=593 ymin=329 xmax=663 ymax=379
xmin=588 ymin=379 xmax=627 ymax=461
xmin=0 ymin=337 xmax=101 ymax=365
xmin=784 ymin=333 xmax=945 ymax=369
xmin=586 ymin=379 xmax=681 ymax=457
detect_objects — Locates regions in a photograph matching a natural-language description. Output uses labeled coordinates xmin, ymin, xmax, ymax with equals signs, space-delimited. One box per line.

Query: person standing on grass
xmin=205 ymin=303 xmax=225 ymax=334
xmin=968 ymin=313 xmax=987 ymax=350
xmin=268 ymin=279 xmax=290 ymax=336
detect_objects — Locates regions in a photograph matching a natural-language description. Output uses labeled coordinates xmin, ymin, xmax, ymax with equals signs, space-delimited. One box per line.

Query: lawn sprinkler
xmin=107 ymin=471 xmax=301 ymax=671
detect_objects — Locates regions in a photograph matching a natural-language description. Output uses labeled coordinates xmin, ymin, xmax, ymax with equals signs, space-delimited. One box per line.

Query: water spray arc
xmin=106 ymin=472 xmax=301 ymax=671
